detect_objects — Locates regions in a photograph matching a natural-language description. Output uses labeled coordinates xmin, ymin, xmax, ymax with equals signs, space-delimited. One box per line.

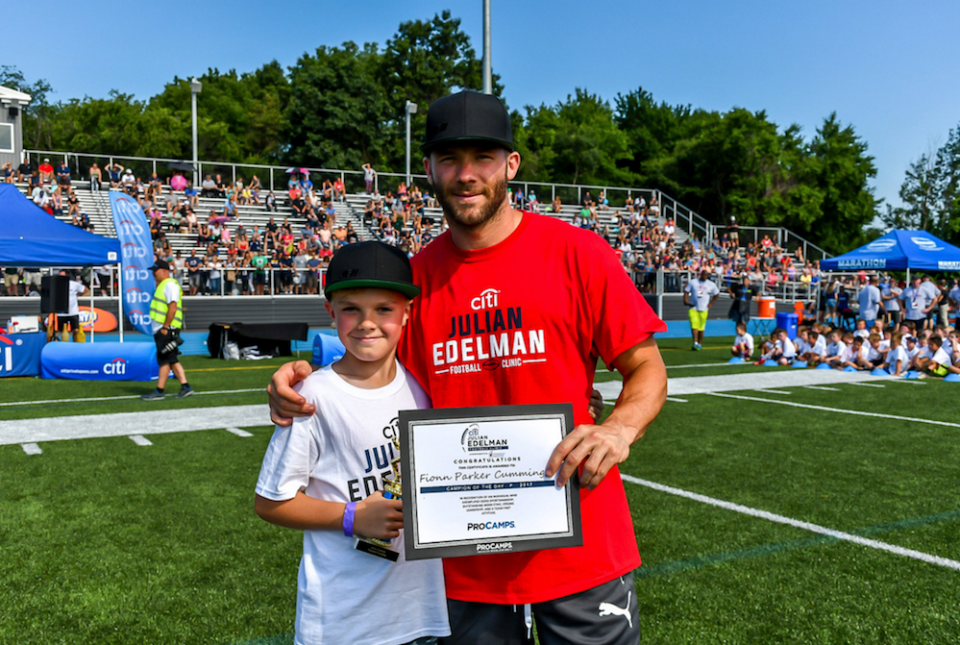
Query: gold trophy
xmin=355 ymin=435 xmax=402 ymax=561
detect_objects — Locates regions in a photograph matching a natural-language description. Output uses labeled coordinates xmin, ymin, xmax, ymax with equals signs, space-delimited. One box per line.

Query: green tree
xmin=806 ymin=113 xmax=879 ymax=252
xmin=283 ymin=41 xmax=391 ymax=170
xmin=0 ymin=65 xmax=57 ymax=150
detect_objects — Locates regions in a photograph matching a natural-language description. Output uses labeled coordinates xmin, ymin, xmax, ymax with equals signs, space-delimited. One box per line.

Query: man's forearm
xmin=603 ymin=341 xmax=668 ymax=445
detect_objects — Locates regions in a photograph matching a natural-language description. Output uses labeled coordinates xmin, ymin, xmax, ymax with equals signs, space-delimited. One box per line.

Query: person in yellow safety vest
xmin=141 ymin=259 xmax=193 ymax=400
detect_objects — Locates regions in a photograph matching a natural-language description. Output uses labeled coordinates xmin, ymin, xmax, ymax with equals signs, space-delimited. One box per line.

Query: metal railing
xmin=24 ymin=148 xmax=829 ymax=261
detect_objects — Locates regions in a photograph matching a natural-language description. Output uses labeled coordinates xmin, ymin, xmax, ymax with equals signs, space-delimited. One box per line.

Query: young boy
xmin=254 ymin=242 xmax=449 ymax=645
xmin=823 ymin=330 xmax=847 ymax=368
xmin=853 ymin=319 xmax=869 ymax=340
xmin=882 ymin=332 xmax=909 ymax=376
xmin=732 ymin=322 xmax=754 ymax=360
xmin=921 ymin=335 xmax=960 ymax=378
xmin=863 ymin=333 xmax=887 ymax=369
xmin=800 ymin=328 xmax=827 ymax=366
xmin=840 ymin=335 xmax=867 ymax=370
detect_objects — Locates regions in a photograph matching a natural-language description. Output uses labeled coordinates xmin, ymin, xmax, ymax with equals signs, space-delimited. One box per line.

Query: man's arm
xmin=545 ymin=336 xmax=667 ymax=490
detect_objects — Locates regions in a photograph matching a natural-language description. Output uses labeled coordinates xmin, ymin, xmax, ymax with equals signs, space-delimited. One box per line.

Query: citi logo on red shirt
xmin=471 ymin=288 xmax=500 ymax=311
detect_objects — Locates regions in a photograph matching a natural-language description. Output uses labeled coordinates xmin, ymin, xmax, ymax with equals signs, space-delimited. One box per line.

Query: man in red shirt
xmin=268 ymin=91 xmax=667 ymax=644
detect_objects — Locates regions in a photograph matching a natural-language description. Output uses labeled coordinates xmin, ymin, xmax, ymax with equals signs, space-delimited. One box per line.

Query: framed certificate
xmin=399 ymin=403 xmax=582 ymax=560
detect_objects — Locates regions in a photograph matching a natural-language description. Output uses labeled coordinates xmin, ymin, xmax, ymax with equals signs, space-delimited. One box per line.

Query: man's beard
xmin=432 ymin=169 xmax=508 ymax=230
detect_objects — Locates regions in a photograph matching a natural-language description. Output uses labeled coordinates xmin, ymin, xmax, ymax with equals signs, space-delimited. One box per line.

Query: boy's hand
xmin=353 ymin=491 xmax=403 ymax=540
xmin=267 ymin=360 xmax=316 ymax=426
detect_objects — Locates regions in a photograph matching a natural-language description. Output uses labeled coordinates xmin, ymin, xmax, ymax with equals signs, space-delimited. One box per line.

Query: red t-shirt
xmin=399 ymin=212 xmax=667 ymax=604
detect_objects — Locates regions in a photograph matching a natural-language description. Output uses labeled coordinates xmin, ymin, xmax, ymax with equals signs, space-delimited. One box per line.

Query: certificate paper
xmin=399 ymin=404 xmax=582 ymax=560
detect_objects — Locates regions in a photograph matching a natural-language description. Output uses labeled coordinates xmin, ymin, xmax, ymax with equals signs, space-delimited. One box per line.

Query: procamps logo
xmin=467 ymin=521 xmax=516 ymax=531
xmin=476 ymin=542 xmax=514 ymax=553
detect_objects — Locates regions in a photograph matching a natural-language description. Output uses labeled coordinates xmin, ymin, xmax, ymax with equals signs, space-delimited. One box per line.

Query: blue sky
xmin=4 ymin=0 xmax=959 ymax=212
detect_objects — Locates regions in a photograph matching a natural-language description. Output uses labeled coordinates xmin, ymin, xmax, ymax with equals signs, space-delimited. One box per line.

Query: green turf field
xmin=1 ymin=338 xmax=958 ymax=644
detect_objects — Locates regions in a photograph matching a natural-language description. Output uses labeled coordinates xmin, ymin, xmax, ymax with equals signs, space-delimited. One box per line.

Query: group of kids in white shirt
xmin=733 ymin=318 xmax=960 ymax=378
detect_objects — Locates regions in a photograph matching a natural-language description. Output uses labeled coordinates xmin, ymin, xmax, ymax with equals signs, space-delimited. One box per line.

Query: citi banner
xmin=109 ymin=192 xmax=155 ymax=336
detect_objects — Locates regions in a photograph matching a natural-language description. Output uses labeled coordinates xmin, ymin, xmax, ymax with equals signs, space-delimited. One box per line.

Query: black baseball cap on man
xmin=324 ymin=241 xmax=420 ymax=299
xmin=149 ymin=259 xmax=171 ymax=272
xmin=420 ymin=90 xmax=513 ymax=154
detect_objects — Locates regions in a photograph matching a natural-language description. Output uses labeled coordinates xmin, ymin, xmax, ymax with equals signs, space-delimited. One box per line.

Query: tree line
xmin=2 ymin=10 xmax=922 ymax=253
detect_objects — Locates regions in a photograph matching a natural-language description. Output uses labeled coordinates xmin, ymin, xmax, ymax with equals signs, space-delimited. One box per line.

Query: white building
xmin=0 ymin=85 xmax=32 ymax=168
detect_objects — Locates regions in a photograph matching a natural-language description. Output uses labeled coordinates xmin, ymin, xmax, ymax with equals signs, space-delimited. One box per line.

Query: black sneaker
xmin=141 ymin=390 xmax=165 ymax=401
xmin=175 ymin=385 xmax=195 ymax=398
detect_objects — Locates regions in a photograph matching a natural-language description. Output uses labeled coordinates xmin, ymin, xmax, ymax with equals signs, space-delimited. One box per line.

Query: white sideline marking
xmin=754 ymin=389 xmax=791 ymax=395
xmin=666 ymin=362 xmax=751 ymax=370
xmin=889 ymin=380 xmax=926 ymax=385
xmin=0 ymin=405 xmax=268 ymax=446
xmin=705 ymin=392 xmax=960 ymax=428
xmin=802 ymin=385 xmax=840 ymax=391
xmin=1 ymin=388 xmax=263 ymax=408
xmin=846 ymin=382 xmax=885 ymax=388
xmin=621 ymin=474 xmax=960 ymax=572
xmin=21 ymin=443 xmax=42 ymax=455
xmin=129 ymin=435 xmax=152 ymax=446
xmin=665 ymin=397 xmax=688 ymax=403
xmin=226 ymin=427 xmax=253 ymax=438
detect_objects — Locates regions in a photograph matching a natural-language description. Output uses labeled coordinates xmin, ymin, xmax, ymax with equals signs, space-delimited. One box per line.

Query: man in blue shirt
xmin=858 ymin=276 xmax=884 ymax=329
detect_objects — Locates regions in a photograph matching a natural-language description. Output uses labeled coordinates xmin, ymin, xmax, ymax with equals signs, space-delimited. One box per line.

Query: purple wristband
xmin=342 ymin=502 xmax=357 ymax=537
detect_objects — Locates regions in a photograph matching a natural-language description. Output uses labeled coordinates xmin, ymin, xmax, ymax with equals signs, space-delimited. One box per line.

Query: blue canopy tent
xmin=0 ymin=183 xmax=122 ymax=341
xmin=0 ymin=184 xmax=120 ymax=267
xmin=820 ymin=229 xmax=960 ymax=275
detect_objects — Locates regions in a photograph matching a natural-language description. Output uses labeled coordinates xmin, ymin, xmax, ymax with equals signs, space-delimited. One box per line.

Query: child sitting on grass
xmin=840 ymin=335 xmax=868 ymax=370
xmin=254 ymin=241 xmax=449 ymax=645
xmin=919 ymin=335 xmax=960 ymax=378
xmin=732 ymin=322 xmax=754 ymax=360
xmin=799 ymin=328 xmax=827 ymax=366
xmin=882 ymin=332 xmax=909 ymax=376
xmin=757 ymin=328 xmax=797 ymax=366
xmin=823 ymin=330 xmax=848 ymax=369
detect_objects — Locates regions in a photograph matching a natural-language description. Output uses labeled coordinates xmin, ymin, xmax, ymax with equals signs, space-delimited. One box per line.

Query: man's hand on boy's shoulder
xmin=268 ymin=360 xmax=318 ymax=426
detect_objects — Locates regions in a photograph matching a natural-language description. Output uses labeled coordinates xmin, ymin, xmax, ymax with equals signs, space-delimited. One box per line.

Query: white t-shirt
xmin=807 ymin=335 xmax=827 ymax=358
xmin=255 ymin=363 xmax=449 ymax=645
xmin=900 ymin=287 xmax=925 ymax=321
xmin=884 ymin=285 xmax=901 ymax=312
xmin=735 ymin=332 xmax=754 ymax=354
xmin=150 ymin=280 xmax=183 ymax=334
xmin=887 ymin=346 xmax=909 ymax=371
xmin=66 ymin=280 xmax=85 ymax=316
xmin=779 ymin=337 xmax=797 ymax=359
xmin=854 ymin=329 xmax=869 ymax=340
xmin=795 ymin=338 xmax=810 ymax=355
xmin=685 ymin=278 xmax=720 ymax=311
xmin=858 ymin=284 xmax=882 ymax=320
xmin=905 ymin=345 xmax=920 ymax=360
xmin=841 ymin=344 xmax=862 ymax=363
xmin=864 ymin=344 xmax=884 ymax=362
xmin=932 ymin=347 xmax=953 ymax=368
xmin=827 ymin=340 xmax=846 ymax=358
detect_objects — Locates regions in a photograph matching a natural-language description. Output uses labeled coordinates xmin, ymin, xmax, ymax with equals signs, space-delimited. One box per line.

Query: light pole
xmin=482 ymin=0 xmax=492 ymax=94
xmin=190 ymin=78 xmax=202 ymax=186
xmin=405 ymin=100 xmax=418 ymax=187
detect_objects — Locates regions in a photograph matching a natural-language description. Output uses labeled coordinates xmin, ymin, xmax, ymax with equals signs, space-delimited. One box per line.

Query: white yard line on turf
xmin=621 ymin=474 xmax=960 ymax=572
xmin=1 ymin=388 xmax=264 ymax=408
xmin=21 ymin=443 xmax=42 ymax=455
xmin=129 ymin=435 xmax=153 ymax=446
xmin=846 ymin=382 xmax=886 ymax=388
xmin=0 ymin=405 xmax=270 ymax=446
xmin=754 ymin=389 xmax=791 ymax=395
xmin=665 ymin=397 xmax=689 ymax=403
xmin=665 ymin=362 xmax=752 ymax=370
xmin=705 ymin=392 xmax=960 ymax=429
xmin=802 ymin=385 xmax=840 ymax=391
xmin=226 ymin=427 xmax=254 ymax=437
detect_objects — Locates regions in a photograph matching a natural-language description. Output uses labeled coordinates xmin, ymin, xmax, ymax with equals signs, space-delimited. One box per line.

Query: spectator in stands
xmin=3 ymin=267 xmax=20 ymax=296
xmin=248 ymin=175 xmax=262 ymax=205
xmin=88 ymin=163 xmax=102 ymax=192
xmin=49 ymin=188 xmax=63 ymax=219
xmin=362 ymin=163 xmax=376 ymax=193
xmin=214 ymin=174 xmax=226 ymax=198
xmin=596 ymin=190 xmax=609 ymax=211
xmin=38 ymin=158 xmax=54 ymax=183
xmin=2 ymin=162 xmax=13 ymax=183
xmin=731 ymin=322 xmax=754 ymax=360
xmin=121 ymin=168 xmax=136 ymax=193
xmin=105 ymin=162 xmax=123 ymax=188
xmin=54 ymin=160 xmax=71 ymax=188
xmin=333 ymin=176 xmax=345 ymax=200
xmin=31 ymin=181 xmax=49 ymax=209
xmin=16 ymin=157 xmax=34 ymax=183
xmin=184 ymin=249 xmax=202 ymax=296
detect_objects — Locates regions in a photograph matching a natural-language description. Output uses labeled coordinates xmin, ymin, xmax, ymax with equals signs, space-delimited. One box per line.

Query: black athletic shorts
xmin=154 ymin=329 xmax=181 ymax=366
xmin=442 ymin=572 xmax=640 ymax=645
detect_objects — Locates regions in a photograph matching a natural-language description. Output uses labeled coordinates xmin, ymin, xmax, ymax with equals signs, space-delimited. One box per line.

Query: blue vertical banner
xmin=109 ymin=192 xmax=155 ymax=336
